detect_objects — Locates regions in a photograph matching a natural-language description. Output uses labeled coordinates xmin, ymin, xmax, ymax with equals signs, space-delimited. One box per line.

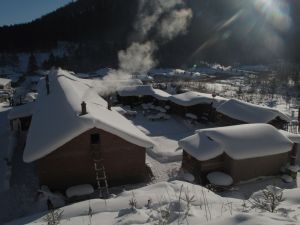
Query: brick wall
xmin=37 ymin=128 xmax=147 ymax=190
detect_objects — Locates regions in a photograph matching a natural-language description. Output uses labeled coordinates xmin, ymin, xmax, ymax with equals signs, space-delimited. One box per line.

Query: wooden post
xmin=46 ymin=75 xmax=50 ymax=95
xmin=298 ymin=107 xmax=300 ymax=132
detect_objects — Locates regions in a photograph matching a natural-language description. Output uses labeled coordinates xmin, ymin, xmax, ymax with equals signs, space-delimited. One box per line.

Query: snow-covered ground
xmin=129 ymin=110 xmax=211 ymax=162
xmin=5 ymin=180 xmax=300 ymax=225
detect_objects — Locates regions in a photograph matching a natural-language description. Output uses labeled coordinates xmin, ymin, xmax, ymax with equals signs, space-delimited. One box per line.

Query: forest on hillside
xmin=0 ymin=0 xmax=300 ymax=70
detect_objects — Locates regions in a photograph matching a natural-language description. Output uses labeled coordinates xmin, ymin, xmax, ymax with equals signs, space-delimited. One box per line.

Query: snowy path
xmin=146 ymin=155 xmax=181 ymax=183
xmin=129 ymin=111 xmax=212 ymax=162
xmin=0 ymin=103 xmax=40 ymax=223
xmin=0 ymin=133 xmax=40 ymax=224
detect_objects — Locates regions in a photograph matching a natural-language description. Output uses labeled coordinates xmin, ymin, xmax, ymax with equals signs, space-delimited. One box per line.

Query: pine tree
xmin=0 ymin=53 xmax=5 ymax=67
xmin=9 ymin=53 xmax=19 ymax=67
xmin=42 ymin=52 xmax=56 ymax=70
xmin=27 ymin=52 xmax=38 ymax=74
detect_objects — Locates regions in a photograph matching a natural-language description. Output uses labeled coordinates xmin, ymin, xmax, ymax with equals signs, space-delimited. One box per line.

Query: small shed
xmin=179 ymin=124 xmax=296 ymax=184
xmin=169 ymin=91 xmax=226 ymax=121
xmin=216 ymin=99 xmax=291 ymax=129
xmin=117 ymin=85 xmax=171 ymax=106
xmin=24 ymin=69 xmax=154 ymax=190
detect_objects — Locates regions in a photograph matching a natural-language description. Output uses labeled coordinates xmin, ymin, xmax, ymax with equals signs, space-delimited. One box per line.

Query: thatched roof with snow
xmin=118 ymin=85 xmax=171 ymax=101
xmin=179 ymin=124 xmax=294 ymax=161
xmin=216 ymin=99 xmax=291 ymax=123
xmin=23 ymin=69 xmax=153 ymax=163
xmin=169 ymin=91 xmax=227 ymax=107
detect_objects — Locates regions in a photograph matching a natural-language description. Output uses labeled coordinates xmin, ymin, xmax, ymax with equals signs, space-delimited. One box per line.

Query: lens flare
xmin=254 ymin=0 xmax=291 ymax=31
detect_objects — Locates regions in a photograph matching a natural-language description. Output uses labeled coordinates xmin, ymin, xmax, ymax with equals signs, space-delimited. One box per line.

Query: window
xmin=90 ymin=133 xmax=100 ymax=144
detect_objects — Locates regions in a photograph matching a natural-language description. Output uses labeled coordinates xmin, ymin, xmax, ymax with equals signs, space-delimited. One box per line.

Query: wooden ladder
xmin=91 ymin=145 xmax=109 ymax=198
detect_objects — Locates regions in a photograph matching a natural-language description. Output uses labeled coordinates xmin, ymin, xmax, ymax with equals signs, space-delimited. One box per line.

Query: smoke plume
xmin=95 ymin=0 xmax=193 ymax=94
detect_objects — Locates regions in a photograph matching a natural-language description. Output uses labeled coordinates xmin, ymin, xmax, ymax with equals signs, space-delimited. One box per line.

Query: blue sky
xmin=0 ymin=0 xmax=72 ymax=26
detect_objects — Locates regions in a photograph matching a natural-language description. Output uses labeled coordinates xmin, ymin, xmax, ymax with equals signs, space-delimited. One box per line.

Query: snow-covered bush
xmin=129 ymin=192 xmax=137 ymax=211
xmin=43 ymin=208 xmax=63 ymax=225
xmin=249 ymin=185 xmax=284 ymax=212
xmin=153 ymin=184 xmax=195 ymax=225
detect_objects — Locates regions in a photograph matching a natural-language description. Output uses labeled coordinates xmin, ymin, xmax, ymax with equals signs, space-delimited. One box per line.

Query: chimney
xmin=46 ymin=75 xmax=50 ymax=95
xmin=81 ymin=101 xmax=87 ymax=115
xmin=107 ymin=96 xmax=112 ymax=110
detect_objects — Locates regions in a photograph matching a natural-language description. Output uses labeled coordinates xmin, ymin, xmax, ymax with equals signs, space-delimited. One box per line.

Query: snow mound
xmin=281 ymin=174 xmax=293 ymax=183
xmin=286 ymin=164 xmax=300 ymax=172
xmin=7 ymin=181 xmax=300 ymax=225
xmin=207 ymin=171 xmax=233 ymax=186
xmin=182 ymin=172 xmax=195 ymax=182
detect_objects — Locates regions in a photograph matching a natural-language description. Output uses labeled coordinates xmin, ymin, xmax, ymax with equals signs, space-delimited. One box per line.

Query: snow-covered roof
xmin=8 ymin=102 xmax=35 ymax=120
xmin=279 ymin=130 xmax=300 ymax=143
xmin=179 ymin=124 xmax=294 ymax=160
xmin=23 ymin=69 xmax=153 ymax=163
xmin=118 ymin=85 xmax=171 ymax=101
xmin=217 ymin=99 xmax=291 ymax=123
xmin=0 ymin=78 xmax=11 ymax=86
xmin=169 ymin=91 xmax=227 ymax=107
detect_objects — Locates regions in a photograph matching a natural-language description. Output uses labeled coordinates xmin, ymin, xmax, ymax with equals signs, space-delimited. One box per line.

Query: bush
xmin=249 ymin=185 xmax=284 ymax=212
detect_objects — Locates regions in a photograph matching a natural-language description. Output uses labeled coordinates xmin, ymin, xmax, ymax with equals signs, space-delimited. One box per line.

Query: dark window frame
xmin=90 ymin=133 xmax=100 ymax=144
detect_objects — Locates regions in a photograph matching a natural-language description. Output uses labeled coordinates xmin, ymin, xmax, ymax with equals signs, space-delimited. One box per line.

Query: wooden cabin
xmin=36 ymin=127 xmax=148 ymax=190
xmin=23 ymin=70 xmax=153 ymax=191
xmin=179 ymin=124 xmax=297 ymax=184
xmin=169 ymin=91 xmax=226 ymax=121
xmin=216 ymin=99 xmax=290 ymax=129
xmin=117 ymin=85 xmax=170 ymax=107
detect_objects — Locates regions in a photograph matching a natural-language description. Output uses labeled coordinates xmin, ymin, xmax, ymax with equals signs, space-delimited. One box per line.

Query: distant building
xmin=216 ymin=99 xmax=291 ymax=129
xmin=23 ymin=69 xmax=153 ymax=190
xmin=117 ymin=85 xmax=171 ymax=106
xmin=179 ymin=124 xmax=298 ymax=184
xmin=169 ymin=91 xmax=226 ymax=121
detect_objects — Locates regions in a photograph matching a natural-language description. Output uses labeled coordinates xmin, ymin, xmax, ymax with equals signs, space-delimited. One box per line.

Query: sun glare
xmin=254 ymin=0 xmax=291 ymax=31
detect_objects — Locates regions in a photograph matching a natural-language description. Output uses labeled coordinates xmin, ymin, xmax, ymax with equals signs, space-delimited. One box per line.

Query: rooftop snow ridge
xmin=23 ymin=69 xmax=153 ymax=163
